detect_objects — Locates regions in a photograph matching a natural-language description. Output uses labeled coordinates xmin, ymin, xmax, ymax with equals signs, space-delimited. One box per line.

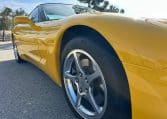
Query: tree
xmin=0 ymin=7 xmax=12 ymax=41
xmin=77 ymin=0 xmax=125 ymax=13
xmin=13 ymin=8 xmax=28 ymax=16
xmin=0 ymin=7 xmax=28 ymax=41
xmin=11 ymin=8 xmax=28 ymax=29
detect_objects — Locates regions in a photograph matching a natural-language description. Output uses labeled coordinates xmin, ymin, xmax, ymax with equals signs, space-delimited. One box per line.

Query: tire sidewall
xmin=12 ymin=38 xmax=24 ymax=63
xmin=61 ymin=36 xmax=131 ymax=119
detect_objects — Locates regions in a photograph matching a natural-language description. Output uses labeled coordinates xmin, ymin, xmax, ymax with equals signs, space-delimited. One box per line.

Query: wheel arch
xmin=60 ymin=25 xmax=120 ymax=61
xmin=58 ymin=25 xmax=132 ymax=119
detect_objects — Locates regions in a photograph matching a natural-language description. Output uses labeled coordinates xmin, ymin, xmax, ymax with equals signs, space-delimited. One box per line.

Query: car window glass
xmin=29 ymin=8 xmax=39 ymax=23
xmin=43 ymin=4 xmax=75 ymax=21
xmin=42 ymin=4 xmax=94 ymax=21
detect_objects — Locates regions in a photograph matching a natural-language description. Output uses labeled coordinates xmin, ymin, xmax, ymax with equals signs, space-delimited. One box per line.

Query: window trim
xmin=40 ymin=6 xmax=49 ymax=22
xmin=28 ymin=7 xmax=39 ymax=23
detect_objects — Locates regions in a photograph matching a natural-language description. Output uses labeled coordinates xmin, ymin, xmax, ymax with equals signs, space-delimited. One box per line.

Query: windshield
xmin=43 ymin=4 xmax=94 ymax=20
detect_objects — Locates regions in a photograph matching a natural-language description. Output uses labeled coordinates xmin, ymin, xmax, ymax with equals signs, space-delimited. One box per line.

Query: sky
xmin=0 ymin=0 xmax=167 ymax=18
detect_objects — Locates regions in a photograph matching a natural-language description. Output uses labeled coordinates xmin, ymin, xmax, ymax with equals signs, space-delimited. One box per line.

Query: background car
xmin=12 ymin=3 xmax=167 ymax=119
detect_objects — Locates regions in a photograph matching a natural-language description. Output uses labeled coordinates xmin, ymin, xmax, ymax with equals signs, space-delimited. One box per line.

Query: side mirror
xmin=14 ymin=16 xmax=33 ymax=25
xmin=14 ymin=16 xmax=41 ymax=30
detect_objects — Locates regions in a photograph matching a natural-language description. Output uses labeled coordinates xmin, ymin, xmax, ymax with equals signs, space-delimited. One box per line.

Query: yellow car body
xmin=13 ymin=11 xmax=167 ymax=119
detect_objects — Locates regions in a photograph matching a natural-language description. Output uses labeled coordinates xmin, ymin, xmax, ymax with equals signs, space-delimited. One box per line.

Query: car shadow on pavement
xmin=0 ymin=59 xmax=76 ymax=119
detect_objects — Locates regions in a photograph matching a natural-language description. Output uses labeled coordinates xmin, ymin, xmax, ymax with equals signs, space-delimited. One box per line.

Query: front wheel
xmin=61 ymin=36 xmax=131 ymax=119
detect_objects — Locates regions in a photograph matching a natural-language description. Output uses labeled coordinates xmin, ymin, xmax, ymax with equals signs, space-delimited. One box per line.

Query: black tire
xmin=12 ymin=36 xmax=24 ymax=63
xmin=61 ymin=35 xmax=131 ymax=119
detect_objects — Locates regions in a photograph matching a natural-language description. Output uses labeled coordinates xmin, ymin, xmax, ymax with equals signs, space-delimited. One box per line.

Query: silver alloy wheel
xmin=63 ymin=49 xmax=107 ymax=119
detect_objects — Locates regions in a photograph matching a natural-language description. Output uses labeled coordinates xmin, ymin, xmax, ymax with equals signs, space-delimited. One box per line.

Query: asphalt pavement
xmin=0 ymin=41 xmax=77 ymax=119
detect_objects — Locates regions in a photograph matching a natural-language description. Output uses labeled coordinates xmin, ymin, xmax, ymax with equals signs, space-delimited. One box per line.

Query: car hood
xmin=88 ymin=12 xmax=167 ymax=28
xmin=41 ymin=12 xmax=167 ymax=70
xmin=146 ymin=18 xmax=167 ymax=28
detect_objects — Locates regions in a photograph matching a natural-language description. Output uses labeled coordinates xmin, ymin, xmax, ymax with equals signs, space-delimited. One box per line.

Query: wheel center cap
xmin=78 ymin=77 xmax=89 ymax=93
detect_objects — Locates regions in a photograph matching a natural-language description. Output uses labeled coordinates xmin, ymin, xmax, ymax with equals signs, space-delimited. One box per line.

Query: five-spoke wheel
xmin=61 ymin=35 xmax=131 ymax=119
xmin=63 ymin=49 xmax=107 ymax=119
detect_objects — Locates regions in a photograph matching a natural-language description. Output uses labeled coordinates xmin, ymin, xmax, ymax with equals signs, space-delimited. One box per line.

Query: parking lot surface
xmin=0 ymin=41 xmax=76 ymax=119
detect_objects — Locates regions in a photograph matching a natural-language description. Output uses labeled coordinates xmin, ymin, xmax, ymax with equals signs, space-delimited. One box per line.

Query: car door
xmin=14 ymin=7 xmax=41 ymax=64
xmin=31 ymin=4 xmax=76 ymax=70
xmin=34 ymin=5 xmax=62 ymax=67
xmin=22 ymin=7 xmax=42 ymax=64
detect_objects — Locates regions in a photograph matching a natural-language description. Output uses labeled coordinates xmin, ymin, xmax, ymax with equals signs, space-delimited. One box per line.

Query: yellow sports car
xmin=12 ymin=3 xmax=167 ymax=119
